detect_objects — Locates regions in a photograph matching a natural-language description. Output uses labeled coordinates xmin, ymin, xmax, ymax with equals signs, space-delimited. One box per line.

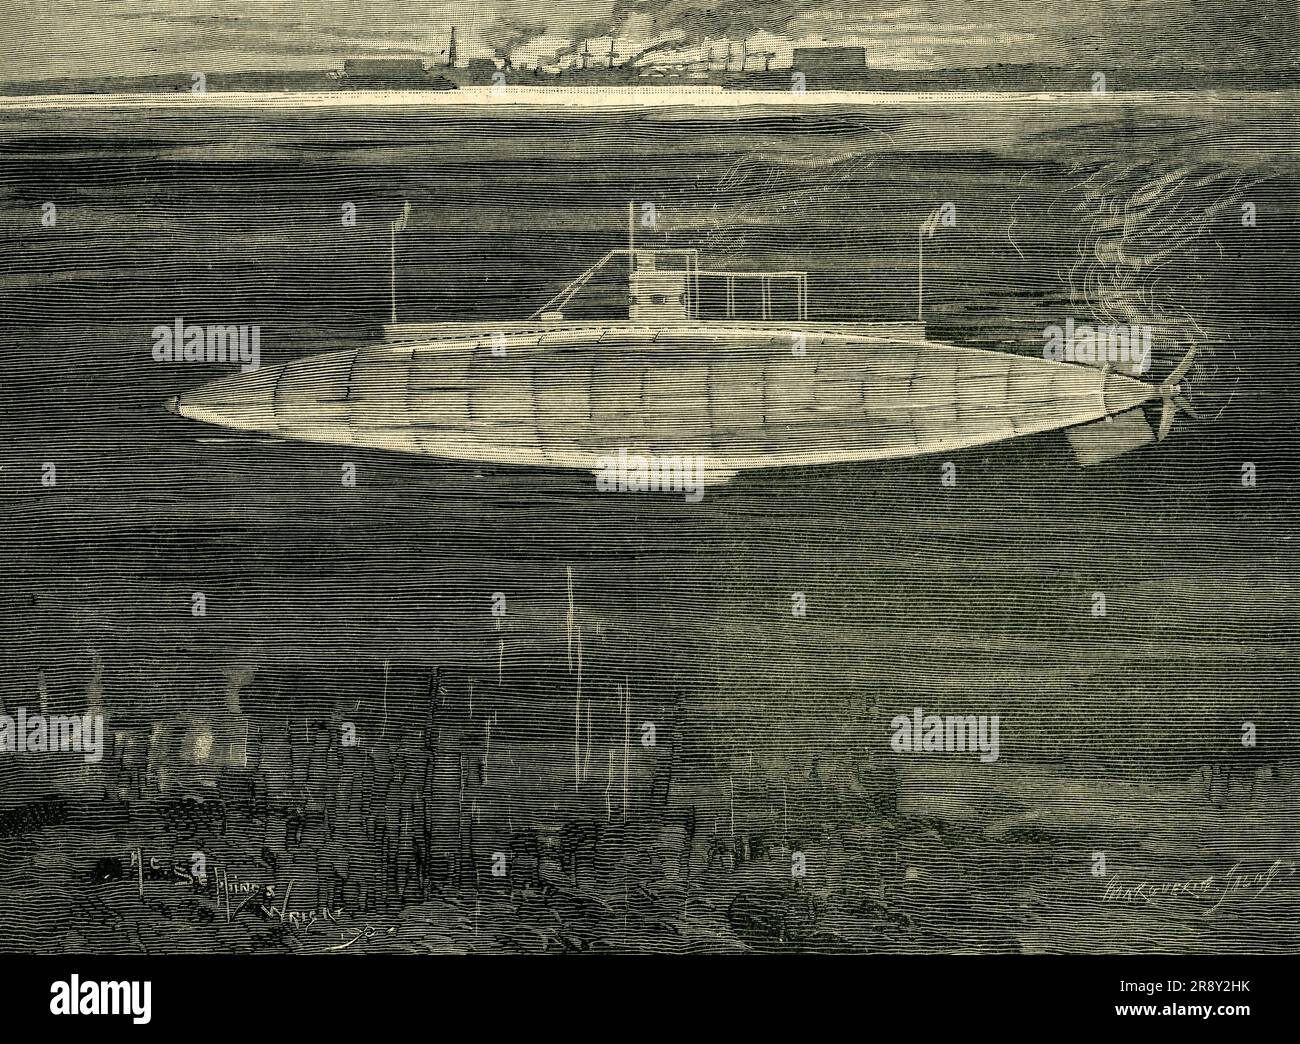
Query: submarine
xmin=167 ymin=210 xmax=1202 ymax=486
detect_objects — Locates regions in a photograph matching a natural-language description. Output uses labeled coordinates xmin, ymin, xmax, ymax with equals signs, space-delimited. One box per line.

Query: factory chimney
xmin=448 ymin=27 xmax=458 ymax=67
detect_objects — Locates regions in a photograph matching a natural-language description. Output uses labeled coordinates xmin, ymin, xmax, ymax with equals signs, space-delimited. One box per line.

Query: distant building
xmin=464 ymin=58 xmax=499 ymax=83
xmin=341 ymin=58 xmax=429 ymax=85
xmin=792 ymin=46 xmax=868 ymax=72
xmin=337 ymin=58 xmax=455 ymax=91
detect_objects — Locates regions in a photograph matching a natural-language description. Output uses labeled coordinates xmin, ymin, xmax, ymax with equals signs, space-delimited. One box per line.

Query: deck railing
xmin=530 ymin=248 xmax=808 ymax=322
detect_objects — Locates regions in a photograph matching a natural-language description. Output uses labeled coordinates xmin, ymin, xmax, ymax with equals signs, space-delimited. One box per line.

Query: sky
xmin=0 ymin=0 xmax=1296 ymax=82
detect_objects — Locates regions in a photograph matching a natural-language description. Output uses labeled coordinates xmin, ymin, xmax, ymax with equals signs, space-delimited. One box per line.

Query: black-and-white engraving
xmin=1 ymin=1 xmax=1296 ymax=967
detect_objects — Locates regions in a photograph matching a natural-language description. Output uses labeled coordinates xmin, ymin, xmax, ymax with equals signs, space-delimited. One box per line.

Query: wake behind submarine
xmin=166 ymin=206 xmax=1205 ymax=486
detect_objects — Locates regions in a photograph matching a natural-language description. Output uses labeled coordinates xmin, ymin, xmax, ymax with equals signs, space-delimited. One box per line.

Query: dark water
xmin=0 ymin=94 xmax=1297 ymax=952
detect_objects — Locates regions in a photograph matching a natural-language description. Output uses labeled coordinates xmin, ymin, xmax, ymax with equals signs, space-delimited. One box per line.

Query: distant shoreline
xmin=1 ymin=86 xmax=1296 ymax=112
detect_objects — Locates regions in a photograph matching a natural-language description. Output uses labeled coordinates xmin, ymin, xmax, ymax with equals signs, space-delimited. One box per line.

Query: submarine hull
xmin=172 ymin=323 xmax=1157 ymax=472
